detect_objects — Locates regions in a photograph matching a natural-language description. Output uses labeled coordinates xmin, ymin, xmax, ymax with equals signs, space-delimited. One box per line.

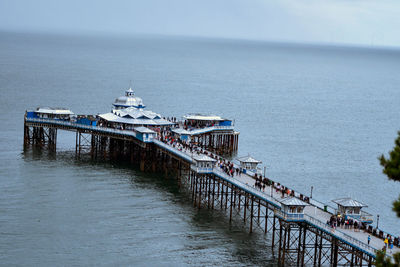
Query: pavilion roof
xmin=332 ymin=198 xmax=367 ymax=208
xmin=172 ymin=128 xmax=191 ymax=135
xmin=193 ymin=154 xmax=217 ymax=162
xmin=98 ymin=107 xmax=174 ymax=126
xmin=237 ymin=155 xmax=262 ymax=164
xmin=134 ymin=126 xmax=156 ymax=134
xmin=281 ymin=197 xmax=309 ymax=206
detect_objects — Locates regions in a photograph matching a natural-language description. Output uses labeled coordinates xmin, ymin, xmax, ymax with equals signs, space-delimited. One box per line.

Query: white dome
xmin=112 ymin=88 xmax=146 ymax=109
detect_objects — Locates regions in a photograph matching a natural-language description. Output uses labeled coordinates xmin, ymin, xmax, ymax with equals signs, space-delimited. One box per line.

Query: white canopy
xmin=184 ymin=114 xmax=226 ymax=121
xmin=36 ymin=107 xmax=74 ymax=115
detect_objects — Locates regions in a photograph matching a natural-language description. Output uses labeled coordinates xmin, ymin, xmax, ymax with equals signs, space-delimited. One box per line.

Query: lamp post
xmin=311 ymin=186 xmax=313 ymax=199
xmin=376 ymin=214 xmax=380 ymax=229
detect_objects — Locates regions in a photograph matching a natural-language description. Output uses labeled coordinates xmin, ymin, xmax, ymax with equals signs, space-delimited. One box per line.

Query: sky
xmin=0 ymin=0 xmax=399 ymax=47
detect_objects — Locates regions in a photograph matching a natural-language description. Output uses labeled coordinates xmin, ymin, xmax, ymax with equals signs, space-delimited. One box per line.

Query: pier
xmin=23 ymin=88 xmax=399 ymax=266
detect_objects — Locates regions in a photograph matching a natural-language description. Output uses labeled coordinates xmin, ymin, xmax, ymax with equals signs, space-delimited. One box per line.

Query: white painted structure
xmin=35 ymin=107 xmax=74 ymax=119
xmin=192 ymin=154 xmax=216 ymax=173
xmin=113 ymin=88 xmax=146 ymax=109
xmin=332 ymin=198 xmax=368 ymax=221
xmin=237 ymin=155 xmax=262 ymax=174
xmin=280 ymin=197 xmax=309 ymax=220
xmin=134 ymin=126 xmax=157 ymax=142
xmin=99 ymin=107 xmax=173 ymax=127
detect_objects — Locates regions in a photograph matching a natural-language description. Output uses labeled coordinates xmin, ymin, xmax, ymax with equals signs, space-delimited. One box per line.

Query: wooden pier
xmin=23 ymin=106 xmax=399 ymax=266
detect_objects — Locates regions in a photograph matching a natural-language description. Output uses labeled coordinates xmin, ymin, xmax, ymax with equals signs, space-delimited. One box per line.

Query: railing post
xmin=230 ymin=185 xmax=233 ymax=222
xmin=272 ymin=215 xmax=276 ymax=249
xmin=198 ymin=175 xmax=202 ymax=209
xmin=249 ymin=196 xmax=254 ymax=233
xmin=264 ymin=204 xmax=269 ymax=234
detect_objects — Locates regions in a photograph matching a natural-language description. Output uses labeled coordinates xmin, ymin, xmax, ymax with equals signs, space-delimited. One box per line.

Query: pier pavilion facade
xmin=98 ymin=107 xmax=174 ymax=129
xmin=171 ymin=114 xmax=239 ymax=154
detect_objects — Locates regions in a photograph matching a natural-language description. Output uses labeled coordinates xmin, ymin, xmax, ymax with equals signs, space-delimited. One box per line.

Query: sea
xmin=1 ymin=31 xmax=399 ymax=266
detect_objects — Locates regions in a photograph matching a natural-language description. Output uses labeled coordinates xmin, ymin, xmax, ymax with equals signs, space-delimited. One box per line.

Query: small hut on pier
xmin=171 ymin=128 xmax=191 ymax=141
xmin=134 ymin=126 xmax=157 ymax=142
xmin=280 ymin=197 xmax=309 ymax=220
xmin=192 ymin=154 xmax=216 ymax=173
xmin=332 ymin=198 xmax=371 ymax=223
xmin=237 ymin=155 xmax=262 ymax=174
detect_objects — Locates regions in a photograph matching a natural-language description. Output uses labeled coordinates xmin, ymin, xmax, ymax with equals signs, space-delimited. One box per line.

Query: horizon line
xmin=1 ymin=28 xmax=400 ymax=52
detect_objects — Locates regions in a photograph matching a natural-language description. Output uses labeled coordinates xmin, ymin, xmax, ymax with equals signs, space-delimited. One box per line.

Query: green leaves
xmin=393 ymin=196 xmax=400 ymax=218
xmin=375 ymin=250 xmax=400 ymax=267
xmin=380 ymin=131 xmax=400 ymax=182
xmin=379 ymin=131 xmax=400 ymax=219
xmin=375 ymin=131 xmax=400 ymax=266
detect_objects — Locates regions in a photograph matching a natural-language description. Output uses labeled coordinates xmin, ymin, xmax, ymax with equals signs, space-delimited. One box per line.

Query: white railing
xmin=359 ymin=211 xmax=374 ymax=223
xmin=152 ymin=140 xmax=194 ymax=163
xmin=274 ymin=209 xmax=305 ymax=221
xmin=25 ymin=117 xmax=146 ymax=141
xmin=303 ymin=214 xmax=378 ymax=256
xmin=307 ymin=198 xmax=337 ymax=214
xmin=213 ymin=168 xmax=282 ymax=208
xmin=190 ymin=166 xmax=214 ymax=173
xmin=274 ymin=208 xmax=378 ymax=256
xmin=187 ymin=125 xmax=234 ymax=135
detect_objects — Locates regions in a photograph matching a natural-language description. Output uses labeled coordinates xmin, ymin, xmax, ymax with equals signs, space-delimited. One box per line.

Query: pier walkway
xmin=24 ymin=116 xmax=399 ymax=264
xmin=158 ymin=139 xmax=399 ymax=258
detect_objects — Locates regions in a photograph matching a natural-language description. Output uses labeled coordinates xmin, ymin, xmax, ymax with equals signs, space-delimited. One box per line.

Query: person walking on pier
xmin=368 ymin=235 xmax=371 ymax=245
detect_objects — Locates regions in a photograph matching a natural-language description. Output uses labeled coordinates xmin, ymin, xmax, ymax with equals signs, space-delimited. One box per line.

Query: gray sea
xmin=1 ymin=31 xmax=400 ymax=266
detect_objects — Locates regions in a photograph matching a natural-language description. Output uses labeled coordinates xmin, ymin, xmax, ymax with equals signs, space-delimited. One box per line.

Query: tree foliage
xmin=379 ymin=131 xmax=400 ymax=217
xmin=376 ymin=131 xmax=400 ymax=266
xmin=380 ymin=131 xmax=400 ymax=182
xmin=375 ymin=250 xmax=400 ymax=267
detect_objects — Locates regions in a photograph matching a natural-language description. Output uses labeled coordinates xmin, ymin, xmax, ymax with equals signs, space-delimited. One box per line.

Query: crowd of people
xmin=217 ymin=159 xmax=241 ymax=177
xmin=159 ymin=129 xmax=242 ymax=177
xmin=183 ymin=120 xmax=215 ymax=130
xmin=383 ymin=235 xmax=396 ymax=253
xmin=327 ymin=214 xmax=363 ymax=231
xmin=160 ymin=129 xmax=308 ymax=202
xmin=160 ymin=129 xmax=400 ymax=252
xmin=327 ymin=214 xmax=400 ymax=252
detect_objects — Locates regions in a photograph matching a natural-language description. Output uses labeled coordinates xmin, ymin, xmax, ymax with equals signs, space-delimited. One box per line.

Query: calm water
xmin=1 ymin=31 xmax=400 ymax=266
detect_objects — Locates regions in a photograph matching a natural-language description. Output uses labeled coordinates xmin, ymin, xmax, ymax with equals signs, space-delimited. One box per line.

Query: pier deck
xmin=160 ymin=140 xmax=400 ymax=258
xmin=24 ymin=115 xmax=399 ymax=265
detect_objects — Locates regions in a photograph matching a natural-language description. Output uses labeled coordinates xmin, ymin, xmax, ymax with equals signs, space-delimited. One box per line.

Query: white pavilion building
xmin=98 ymin=88 xmax=174 ymax=130
xmin=112 ymin=87 xmax=146 ymax=109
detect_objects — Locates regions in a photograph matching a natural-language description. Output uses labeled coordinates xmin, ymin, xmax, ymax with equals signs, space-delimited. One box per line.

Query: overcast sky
xmin=0 ymin=0 xmax=399 ymax=47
